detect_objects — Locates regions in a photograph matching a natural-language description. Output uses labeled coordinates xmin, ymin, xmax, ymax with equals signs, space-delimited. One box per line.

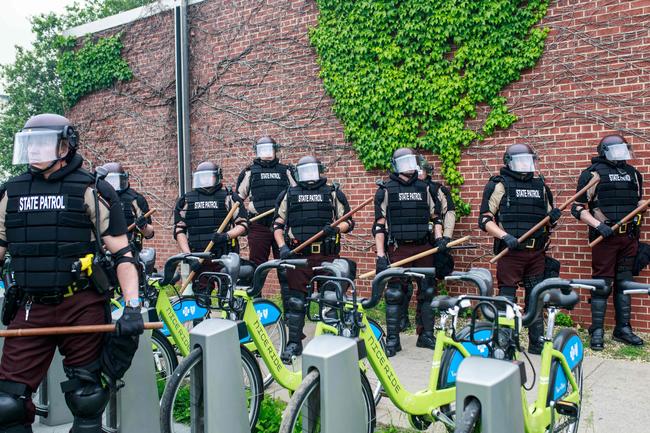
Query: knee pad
xmin=286 ymin=291 xmax=306 ymax=314
xmin=616 ymin=257 xmax=635 ymax=284
xmin=385 ymin=285 xmax=404 ymax=306
xmin=592 ymin=278 xmax=613 ymax=301
xmin=522 ymin=274 xmax=544 ymax=292
xmin=61 ymin=363 xmax=109 ymax=423
xmin=0 ymin=380 xmax=29 ymax=429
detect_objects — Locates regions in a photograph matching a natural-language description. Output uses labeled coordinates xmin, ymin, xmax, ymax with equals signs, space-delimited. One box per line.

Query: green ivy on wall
xmin=57 ymin=34 xmax=132 ymax=108
xmin=310 ymin=0 xmax=550 ymax=215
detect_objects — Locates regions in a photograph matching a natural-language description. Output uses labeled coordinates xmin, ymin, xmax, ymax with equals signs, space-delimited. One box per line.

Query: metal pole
xmin=174 ymin=0 xmax=191 ymax=195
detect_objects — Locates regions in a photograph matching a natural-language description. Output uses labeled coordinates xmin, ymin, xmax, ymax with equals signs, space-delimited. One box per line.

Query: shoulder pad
xmin=331 ymin=182 xmax=340 ymax=191
xmin=375 ymin=179 xmax=386 ymax=188
xmin=225 ymin=185 xmax=232 ymax=194
xmin=488 ymin=175 xmax=504 ymax=184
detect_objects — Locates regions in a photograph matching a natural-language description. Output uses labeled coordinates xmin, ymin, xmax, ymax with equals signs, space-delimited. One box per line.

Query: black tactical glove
xmin=596 ymin=223 xmax=614 ymax=239
xmin=279 ymin=245 xmax=292 ymax=260
xmin=434 ymin=236 xmax=451 ymax=253
xmin=115 ymin=306 xmax=145 ymax=337
xmin=501 ymin=233 xmax=519 ymax=250
xmin=322 ymin=224 xmax=340 ymax=237
xmin=135 ymin=215 xmax=148 ymax=230
xmin=548 ymin=208 xmax=562 ymax=225
xmin=211 ymin=232 xmax=230 ymax=247
xmin=376 ymin=255 xmax=390 ymax=274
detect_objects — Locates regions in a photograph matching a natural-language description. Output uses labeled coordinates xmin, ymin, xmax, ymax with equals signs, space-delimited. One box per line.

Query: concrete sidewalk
xmin=32 ymin=329 xmax=648 ymax=432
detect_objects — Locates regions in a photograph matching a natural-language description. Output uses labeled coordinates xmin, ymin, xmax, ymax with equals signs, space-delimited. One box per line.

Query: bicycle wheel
xmin=278 ymin=369 xmax=376 ymax=433
xmin=151 ymin=329 xmax=179 ymax=398
xmin=160 ymin=346 xmax=263 ymax=433
xmin=455 ymin=397 xmax=481 ymax=433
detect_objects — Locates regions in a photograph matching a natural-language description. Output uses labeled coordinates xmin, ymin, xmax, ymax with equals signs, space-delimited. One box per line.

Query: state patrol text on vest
xmin=297 ymin=194 xmax=324 ymax=203
xmin=194 ymin=201 xmax=220 ymax=209
xmin=398 ymin=192 xmax=423 ymax=201
xmin=515 ymin=189 xmax=541 ymax=198
xmin=260 ymin=173 xmax=281 ymax=180
xmin=18 ymin=195 xmax=66 ymax=212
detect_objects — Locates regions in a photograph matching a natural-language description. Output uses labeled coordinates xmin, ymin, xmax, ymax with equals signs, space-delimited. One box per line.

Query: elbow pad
xmin=571 ymin=203 xmax=585 ymax=220
xmin=478 ymin=214 xmax=493 ymax=232
xmin=113 ymin=245 xmax=137 ymax=266
xmin=272 ymin=221 xmax=285 ymax=232
xmin=173 ymin=225 xmax=187 ymax=240
xmin=371 ymin=223 xmax=387 ymax=237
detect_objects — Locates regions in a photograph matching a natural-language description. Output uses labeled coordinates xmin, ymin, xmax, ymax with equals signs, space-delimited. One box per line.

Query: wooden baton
xmin=359 ymin=235 xmax=471 ymax=279
xmin=0 ymin=322 xmax=163 ymax=338
xmin=127 ymin=208 xmax=157 ymax=232
xmin=589 ymin=197 xmax=650 ymax=247
xmin=249 ymin=208 xmax=275 ymax=223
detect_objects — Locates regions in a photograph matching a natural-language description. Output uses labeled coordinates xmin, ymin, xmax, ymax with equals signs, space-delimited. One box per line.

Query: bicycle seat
xmin=431 ymin=295 xmax=459 ymax=312
xmin=238 ymin=259 xmax=256 ymax=286
xmin=139 ymin=247 xmax=156 ymax=274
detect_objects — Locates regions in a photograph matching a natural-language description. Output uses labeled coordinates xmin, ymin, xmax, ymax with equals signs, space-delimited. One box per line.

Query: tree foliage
xmin=310 ymin=0 xmax=550 ymax=214
xmin=0 ymin=0 xmax=150 ymax=179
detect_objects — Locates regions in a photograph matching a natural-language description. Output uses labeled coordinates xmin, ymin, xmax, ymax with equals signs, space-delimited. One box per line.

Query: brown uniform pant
xmin=285 ymin=253 xmax=340 ymax=294
xmin=0 ymin=290 xmax=108 ymax=424
xmin=248 ymin=222 xmax=280 ymax=266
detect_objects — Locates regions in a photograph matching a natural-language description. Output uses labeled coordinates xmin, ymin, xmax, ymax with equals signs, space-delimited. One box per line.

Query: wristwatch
xmin=126 ymin=298 xmax=142 ymax=308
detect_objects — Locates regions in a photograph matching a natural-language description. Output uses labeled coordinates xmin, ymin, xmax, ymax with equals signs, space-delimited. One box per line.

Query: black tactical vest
xmin=385 ymin=176 xmax=430 ymax=242
xmin=184 ymin=188 xmax=230 ymax=252
xmin=591 ymin=160 xmax=639 ymax=222
xmin=249 ymin=160 xmax=289 ymax=224
xmin=497 ymin=172 xmax=548 ymax=248
xmin=286 ymin=181 xmax=334 ymax=243
xmin=118 ymin=188 xmax=138 ymax=238
xmin=4 ymin=167 xmax=95 ymax=294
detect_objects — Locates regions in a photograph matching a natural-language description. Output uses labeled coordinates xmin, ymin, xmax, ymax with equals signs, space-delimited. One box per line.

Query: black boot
xmin=415 ymin=285 xmax=436 ymax=350
xmin=281 ymin=294 xmax=306 ymax=364
xmin=399 ymin=283 xmax=413 ymax=332
xmin=528 ymin=319 xmax=544 ymax=355
xmin=384 ymin=285 xmax=403 ymax=357
xmin=589 ymin=296 xmax=608 ymax=351
xmin=613 ymin=291 xmax=644 ymax=346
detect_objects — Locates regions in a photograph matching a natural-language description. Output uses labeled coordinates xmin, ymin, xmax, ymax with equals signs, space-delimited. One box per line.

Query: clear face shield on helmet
xmin=603 ymin=142 xmax=632 ymax=161
xmin=256 ymin=142 xmax=275 ymax=159
xmin=105 ymin=172 xmax=129 ymax=191
xmin=296 ymin=162 xmax=321 ymax=182
xmin=393 ymin=154 xmax=419 ymax=174
xmin=192 ymin=170 xmax=219 ymax=189
xmin=507 ymin=153 xmax=538 ymax=173
xmin=13 ymin=129 xmax=62 ymax=165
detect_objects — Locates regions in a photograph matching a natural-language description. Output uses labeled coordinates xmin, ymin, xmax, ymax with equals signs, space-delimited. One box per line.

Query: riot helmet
xmin=417 ymin=154 xmax=433 ymax=179
xmin=192 ymin=161 xmax=222 ymax=189
xmin=598 ymin=134 xmax=631 ymax=161
xmin=391 ymin=148 xmax=418 ymax=174
xmin=103 ymin=162 xmax=129 ymax=191
xmin=295 ymin=156 xmax=324 ymax=183
xmin=503 ymin=143 xmax=537 ymax=173
xmin=254 ymin=136 xmax=279 ymax=160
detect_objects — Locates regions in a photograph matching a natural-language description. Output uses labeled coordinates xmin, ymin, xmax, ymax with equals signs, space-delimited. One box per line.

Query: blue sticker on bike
xmin=445 ymin=329 xmax=492 ymax=385
xmin=551 ymin=335 xmax=583 ymax=401
xmin=240 ymin=299 xmax=282 ymax=343
xmin=368 ymin=320 xmax=384 ymax=342
xmin=161 ymin=298 xmax=208 ymax=337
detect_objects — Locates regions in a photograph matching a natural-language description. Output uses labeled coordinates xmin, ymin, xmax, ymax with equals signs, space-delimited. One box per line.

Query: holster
xmin=90 ymin=255 xmax=117 ymax=295
xmin=1 ymin=282 xmax=23 ymax=326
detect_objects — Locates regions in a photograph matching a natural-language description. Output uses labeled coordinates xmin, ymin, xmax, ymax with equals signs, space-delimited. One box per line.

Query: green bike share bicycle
xmin=279 ymin=263 xmax=501 ymax=433
xmin=112 ymin=250 xmax=287 ymax=394
xmin=435 ymin=276 xmax=610 ymax=433
xmin=159 ymin=253 xmax=379 ymax=433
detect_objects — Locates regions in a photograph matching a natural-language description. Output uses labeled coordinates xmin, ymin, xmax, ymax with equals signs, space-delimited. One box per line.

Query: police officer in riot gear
xmin=0 ymin=114 xmax=143 ymax=433
xmin=174 ymin=161 xmax=247 ymax=275
xmin=572 ymin=134 xmax=644 ymax=350
xmin=236 ymin=137 xmax=294 ymax=296
xmin=273 ymin=156 xmax=354 ymax=362
xmin=412 ymin=155 xmax=456 ymax=331
xmin=102 ymin=162 xmax=154 ymax=251
xmin=373 ymin=148 xmax=444 ymax=357
xmin=479 ymin=143 xmax=561 ymax=354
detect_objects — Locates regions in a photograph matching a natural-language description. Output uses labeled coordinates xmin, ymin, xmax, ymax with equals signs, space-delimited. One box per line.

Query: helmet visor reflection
xmin=508 ymin=153 xmax=537 ymax=173
xmin=296 ymin=162 xmax=320 ymax=182
xmin=105 ymin=173 xmax=129 ymax=191
xmin=13 ymin=130 xmax=60 ymax=165
xmin=394 ymin=154 xmax=418 ymax=173
xmin=256 ymin=143 xmax=275 ymax=159
xmin=192 ymin=170 xmax=218 ymax=189
xmin=604 ymin=143 xmax=631 ymax=161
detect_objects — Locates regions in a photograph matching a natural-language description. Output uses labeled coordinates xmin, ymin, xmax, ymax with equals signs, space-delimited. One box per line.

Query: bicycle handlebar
xmin=161 ymin=252 xmax=213 ymax=285
xmin=618 ymin=280 xmax=650 ymax=295
xmin=363 ymin=267 xmax=436 ymax=309
xmin=445 ymin=268 xmax=495 ymax=319
xmin=248 ymin=259 xmax=309 ymax=297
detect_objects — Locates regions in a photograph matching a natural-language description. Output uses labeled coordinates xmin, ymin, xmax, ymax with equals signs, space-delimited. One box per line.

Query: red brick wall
xmin=67 ymin=0 xmax=650 ymax=330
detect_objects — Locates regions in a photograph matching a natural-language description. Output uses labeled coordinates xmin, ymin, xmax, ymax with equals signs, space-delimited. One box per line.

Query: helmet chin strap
xmin=28 ymin=157 xmax=63 ymax=176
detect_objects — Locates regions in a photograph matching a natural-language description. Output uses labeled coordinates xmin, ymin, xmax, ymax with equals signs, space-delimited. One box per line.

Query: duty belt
xmin=27 ymin=279 xmax=91 ymax=305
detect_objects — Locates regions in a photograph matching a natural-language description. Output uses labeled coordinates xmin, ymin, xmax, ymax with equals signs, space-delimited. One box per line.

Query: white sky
xmin=0 ymin=0 xmax=79 ymax=92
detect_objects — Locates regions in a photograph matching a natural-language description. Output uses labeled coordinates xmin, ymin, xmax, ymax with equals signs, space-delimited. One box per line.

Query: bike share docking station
xmin=300 ymin=334 xmax=368 ymax=433
xmin=455 ymin=357 xmax=525 ymax=433
xmin=189 ymin=318 xmax=250 ymax=433
xmin=28 ymin=309 xmax=161 ymax=432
